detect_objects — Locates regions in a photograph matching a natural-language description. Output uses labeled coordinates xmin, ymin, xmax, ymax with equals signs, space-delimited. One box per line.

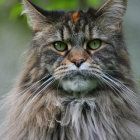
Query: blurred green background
xmin=0 ymin=0 xmax=140 ymax=123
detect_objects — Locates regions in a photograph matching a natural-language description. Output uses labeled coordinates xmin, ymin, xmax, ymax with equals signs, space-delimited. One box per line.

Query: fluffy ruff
xmin=1 ymin=87 xmax=140 ymax=140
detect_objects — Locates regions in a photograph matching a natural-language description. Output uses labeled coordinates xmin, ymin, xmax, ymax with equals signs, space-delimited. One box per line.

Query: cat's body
xmin=0 ymin=0 xmax=140 ymax=139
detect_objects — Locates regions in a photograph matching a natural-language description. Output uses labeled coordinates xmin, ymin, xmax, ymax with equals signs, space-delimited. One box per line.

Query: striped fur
xmin=1 ymin=0 xmax=140 ymax=139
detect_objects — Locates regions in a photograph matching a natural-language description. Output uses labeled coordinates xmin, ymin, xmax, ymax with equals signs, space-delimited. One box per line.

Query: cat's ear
xmin=22 ymin=0 xmax=48 ymax=31
xmin=96 ymin=0 xmax=127 ymax=30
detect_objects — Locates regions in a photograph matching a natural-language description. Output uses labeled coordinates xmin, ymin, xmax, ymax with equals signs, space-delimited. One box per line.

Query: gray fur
xmin=0 ymin=0 xmax=140 ymax=140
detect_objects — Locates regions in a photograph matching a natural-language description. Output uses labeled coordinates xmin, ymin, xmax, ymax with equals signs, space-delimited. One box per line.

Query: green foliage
xmin=87 ymin=0 xmax=100 ymax=7
xmin=0 ymin=0 xmax=101 ymax=21
xmin=0 ymin=0 xmax=5 ymax=6
xmin=46 ymin=0 xmax=100 ymax=10
xmin=46 ymin=0 xmax=76 ymax=10
xmin=10 ymin=4 xmax=23 ymax=20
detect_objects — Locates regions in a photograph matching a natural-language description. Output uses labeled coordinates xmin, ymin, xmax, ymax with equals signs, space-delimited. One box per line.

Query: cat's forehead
xmin=64 ymin=10 xmax=96 ymax=30
xmin=35 ymin=10 xmax=104 ymax=44
xmin=48 ymin=10 xmax=96 ymax=37
xmin=66 ymin=10 xmax=91 ymax=23
xmin=69 ymin=12 xmax=80 ymax=23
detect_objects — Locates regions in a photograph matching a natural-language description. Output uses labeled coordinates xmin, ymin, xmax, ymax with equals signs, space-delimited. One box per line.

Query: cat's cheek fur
xmin=60 ymin=78 xmax=98 ymax=97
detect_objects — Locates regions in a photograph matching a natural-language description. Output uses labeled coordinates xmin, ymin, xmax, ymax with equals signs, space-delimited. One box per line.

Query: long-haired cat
xmin=0 ymin=0 xmax=140 ymax=139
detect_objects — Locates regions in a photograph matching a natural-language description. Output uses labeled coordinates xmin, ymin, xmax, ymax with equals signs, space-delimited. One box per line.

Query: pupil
xmin=60 ymin=44 xmax=63 ymax=48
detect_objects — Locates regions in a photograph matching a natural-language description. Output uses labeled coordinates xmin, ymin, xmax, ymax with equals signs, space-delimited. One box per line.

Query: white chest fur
xmin=61 ymin=77 xmax=98 ymax=97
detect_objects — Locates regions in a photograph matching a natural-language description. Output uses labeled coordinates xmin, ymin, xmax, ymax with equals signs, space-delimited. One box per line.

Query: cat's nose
xmin=71 ymin=58 xmax=86 ymax=67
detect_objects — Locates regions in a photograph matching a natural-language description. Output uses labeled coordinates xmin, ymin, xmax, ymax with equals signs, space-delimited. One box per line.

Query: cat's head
xmin=22 ymin=0 xmax=131 ymax=97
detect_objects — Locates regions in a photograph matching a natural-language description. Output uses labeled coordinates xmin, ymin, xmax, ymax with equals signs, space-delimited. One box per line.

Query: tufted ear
xmin=22 ymin=0 xmax=48 ymax=31
xmin=96 ymin=0 xmax=127 ymax=30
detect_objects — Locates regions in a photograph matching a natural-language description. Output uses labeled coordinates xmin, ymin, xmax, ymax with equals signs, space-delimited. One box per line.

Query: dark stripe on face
xmin=43 ymin=49 xmax=62 ymax=65
xmin=60 ymin=28 xmax=64 ymax=42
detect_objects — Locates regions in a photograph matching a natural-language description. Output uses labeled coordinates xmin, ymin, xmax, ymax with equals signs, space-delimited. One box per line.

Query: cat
xmin=0 ymin=0 xmax=140 ymax=139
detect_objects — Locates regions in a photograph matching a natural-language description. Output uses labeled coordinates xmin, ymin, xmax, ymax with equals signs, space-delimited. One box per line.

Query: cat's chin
xmin=60 ymin=76 xmax=98 ymax=98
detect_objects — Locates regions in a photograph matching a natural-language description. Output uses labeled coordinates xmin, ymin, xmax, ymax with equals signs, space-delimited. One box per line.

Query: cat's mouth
xmin=59 ymin=71 xmax=99 ymax=97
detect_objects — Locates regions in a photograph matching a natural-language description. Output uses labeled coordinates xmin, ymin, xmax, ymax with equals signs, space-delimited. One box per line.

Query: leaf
xmin=46 ymin=0 xmax=78 ymax=10
xmin=87 ymin=0 xmax=101 ymax=8
xmin=9 ymin=4 xmax=22 ymax=20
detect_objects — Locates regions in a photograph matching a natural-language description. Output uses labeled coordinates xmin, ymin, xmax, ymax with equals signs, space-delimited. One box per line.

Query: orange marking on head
xmin=71 ymin=12 xmax=79 ymax=23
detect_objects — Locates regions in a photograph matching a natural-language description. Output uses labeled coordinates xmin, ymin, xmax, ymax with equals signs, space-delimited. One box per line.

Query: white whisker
xmin=37 ymin=79 xmax=55 ymax=95
xmin=33 ymin=76 xmax=54 ymax=94
xmin=20 ymin=77 xmax=56 ymax=116
xmin=101 ymin=73 xmax=139 ymax=109
xmin=18 ymin=74 xmax=51 ymax=95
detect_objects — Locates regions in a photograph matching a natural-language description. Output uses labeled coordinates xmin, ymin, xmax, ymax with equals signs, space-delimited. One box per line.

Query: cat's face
xmin=23 ymin=0 xmax=130 ymax=97
xmin=37 ymin=12 xmax=104 ymax=96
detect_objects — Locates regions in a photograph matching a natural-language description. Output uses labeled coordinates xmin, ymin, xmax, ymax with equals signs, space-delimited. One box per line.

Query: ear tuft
xmin=22 ymin=0 xmax=47 ymax=31
xmin=96 ymin=0 xmax=127 ymax=30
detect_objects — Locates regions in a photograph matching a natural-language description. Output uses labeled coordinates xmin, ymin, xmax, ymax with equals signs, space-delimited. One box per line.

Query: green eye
xmin=87 ymin=39 xmax=101 ymax=50
xmin=53 ymin=41 xmax=68 ymax=52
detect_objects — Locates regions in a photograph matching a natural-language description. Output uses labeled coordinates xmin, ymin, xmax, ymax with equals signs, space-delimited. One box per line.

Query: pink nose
xmin=71 ymin=58 xmax=86 ymax=67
